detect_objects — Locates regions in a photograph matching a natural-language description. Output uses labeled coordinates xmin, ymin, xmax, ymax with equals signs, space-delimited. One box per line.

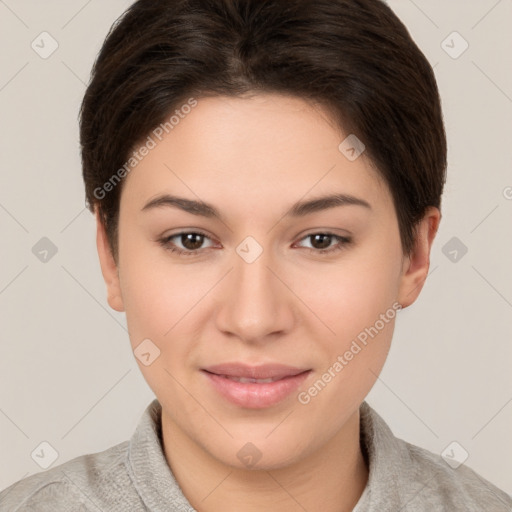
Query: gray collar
xmin=125 ymin=398 xmax=415 ymax=511
xmin=126 ymin=399 xmax=195 ymax=511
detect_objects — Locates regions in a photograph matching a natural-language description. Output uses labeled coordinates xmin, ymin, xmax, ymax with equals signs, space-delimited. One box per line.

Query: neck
xmin=161 ymin=408 xmax=369 ymax=512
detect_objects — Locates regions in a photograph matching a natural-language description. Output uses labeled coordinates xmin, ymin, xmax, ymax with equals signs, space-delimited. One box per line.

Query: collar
xmin=126 ymin=398 xmax=406 ymax=511
xmin=355 ymin=401 xmax=410 ymax=509
xmin=126 ymin=398 xmax=194 ymax=511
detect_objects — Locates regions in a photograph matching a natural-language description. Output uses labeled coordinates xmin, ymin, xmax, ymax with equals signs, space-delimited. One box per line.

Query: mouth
xmin=201 ymin=363 xmax=312 ymax=409
xmin=217 ymin=375 xmax=285 ymax=384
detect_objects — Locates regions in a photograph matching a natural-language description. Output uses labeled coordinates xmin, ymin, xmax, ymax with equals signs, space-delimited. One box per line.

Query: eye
xmin=294 ymin=232 xmax=352 ymax=254
xmin=158 ymin=230 xmax=352 ymax=257
xmin=158 ymin=230 xmax=216 ymax=256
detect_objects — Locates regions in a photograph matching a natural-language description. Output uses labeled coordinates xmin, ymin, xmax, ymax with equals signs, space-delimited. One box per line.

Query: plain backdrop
xmin=1 ymin=0 xmax=511 ymax=497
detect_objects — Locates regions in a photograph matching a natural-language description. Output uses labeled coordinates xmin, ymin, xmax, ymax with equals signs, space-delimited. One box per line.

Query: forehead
xmin=120 ymin=94 xmax=390 ymax=216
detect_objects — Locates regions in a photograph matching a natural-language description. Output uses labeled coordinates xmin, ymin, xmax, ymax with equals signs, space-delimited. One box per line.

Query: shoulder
xmin=399 ymin=438 xmax=512 ymax=511
xmin=0 ymin=440 xmax=143 ymax=511
xmin=359 ymin=402 xmax=512 ymax=511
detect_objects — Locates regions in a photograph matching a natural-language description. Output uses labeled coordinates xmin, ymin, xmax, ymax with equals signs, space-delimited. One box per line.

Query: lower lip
xmin=202 ymin=370 xmax=311 ymax=409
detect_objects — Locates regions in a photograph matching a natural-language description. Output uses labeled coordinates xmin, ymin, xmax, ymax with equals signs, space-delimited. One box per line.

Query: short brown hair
xmin=80 ymin=0 xmax=447 ymax=261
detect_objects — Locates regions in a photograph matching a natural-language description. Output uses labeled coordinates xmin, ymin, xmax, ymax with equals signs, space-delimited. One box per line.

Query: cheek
xmin=120 ymin=260 xmax=198 ymax=342
xmin=118 ymin=215 xmax=402 ymax=362
xmin=117 ymin=249 xmax=206 ymax=395
xmin=291 ymin=235 xmax=402 ymax=406
xmin=118 ymin=236 xmax=223 ymax=366
xmin=298 ymin=246 xmax=402 ymax=344
xmin=294 ymin=285 xmax=398 ymax=438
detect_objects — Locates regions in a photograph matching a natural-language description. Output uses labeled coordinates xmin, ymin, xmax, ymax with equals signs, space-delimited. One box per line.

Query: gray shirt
xmin=1 ymin=399 xmax=511 ymax=511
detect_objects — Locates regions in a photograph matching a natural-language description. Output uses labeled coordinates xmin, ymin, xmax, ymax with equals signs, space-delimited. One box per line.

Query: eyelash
xmin=157 ymin=230 xmax=352 ymax=256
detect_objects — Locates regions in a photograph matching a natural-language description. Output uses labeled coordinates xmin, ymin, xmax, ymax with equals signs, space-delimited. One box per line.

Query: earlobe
xmin=95 ymin=208 xmax=125 ymax=312
xmin=397 ymin=207 xmax=441 ymax=308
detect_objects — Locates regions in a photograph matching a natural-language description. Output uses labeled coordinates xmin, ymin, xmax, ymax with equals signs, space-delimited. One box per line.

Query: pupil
xmin=182 ymin=233 xmax=203 ymax=250
xmin=179 ymin=234 xmax=333 ymax=251
xmin=312 ymin=234 xmax=331 ymax=249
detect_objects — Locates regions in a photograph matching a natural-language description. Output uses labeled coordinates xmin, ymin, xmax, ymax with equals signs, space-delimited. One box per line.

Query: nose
xmin=214 ymin=241 xmax=296 ymax=344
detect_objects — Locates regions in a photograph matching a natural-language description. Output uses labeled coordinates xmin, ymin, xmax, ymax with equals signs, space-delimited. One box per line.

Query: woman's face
xmin=97 ymin=93 xmax=435 ymax=470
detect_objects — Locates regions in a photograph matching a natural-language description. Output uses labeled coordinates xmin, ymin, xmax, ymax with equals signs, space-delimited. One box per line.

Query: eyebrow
xmin=141 ymin=192 xmax=371 ymax=220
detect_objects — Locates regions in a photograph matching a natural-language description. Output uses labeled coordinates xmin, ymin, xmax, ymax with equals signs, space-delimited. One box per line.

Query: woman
xmin=1 ymin=0 xmax=510 ymax=510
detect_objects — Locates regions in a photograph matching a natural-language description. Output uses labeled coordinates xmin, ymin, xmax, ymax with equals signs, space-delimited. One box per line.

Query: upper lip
xmin=202 ymin=363 xmax=310 ymax=380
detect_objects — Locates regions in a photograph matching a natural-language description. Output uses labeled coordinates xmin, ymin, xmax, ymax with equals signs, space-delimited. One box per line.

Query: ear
xmin=397 ymin=206 xmax=441 ymax=308
xmin=95 ymin=207 xmax=125 ymax=312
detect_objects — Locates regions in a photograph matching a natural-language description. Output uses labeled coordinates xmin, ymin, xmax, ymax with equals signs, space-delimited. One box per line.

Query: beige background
xmin=1 ymin=0 xmax=511 ymax=497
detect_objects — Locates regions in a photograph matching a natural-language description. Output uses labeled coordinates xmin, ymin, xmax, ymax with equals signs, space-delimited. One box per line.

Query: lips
xmin=222 ymin=376 xmax=279 ymax=384
xmin=203 ymin=362 xmax=308 ymax=380
xmin=202 ymin=363 xmax=311 ymax=408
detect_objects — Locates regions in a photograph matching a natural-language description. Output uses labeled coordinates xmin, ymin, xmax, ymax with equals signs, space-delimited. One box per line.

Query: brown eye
xmin=180 ymin=233 xmax=205 ymax=250
xmin=158 ymin=230 xmax=215 ymax=256
xmin=295 ymin=232 xmax=352 ymax=254
xmin=309 ymin=234 xmax=333 ymax=250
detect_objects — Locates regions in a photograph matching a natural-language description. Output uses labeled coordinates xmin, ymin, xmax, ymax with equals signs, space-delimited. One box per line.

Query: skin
xmin=96 ymin=93 xmax=440 ymax=512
